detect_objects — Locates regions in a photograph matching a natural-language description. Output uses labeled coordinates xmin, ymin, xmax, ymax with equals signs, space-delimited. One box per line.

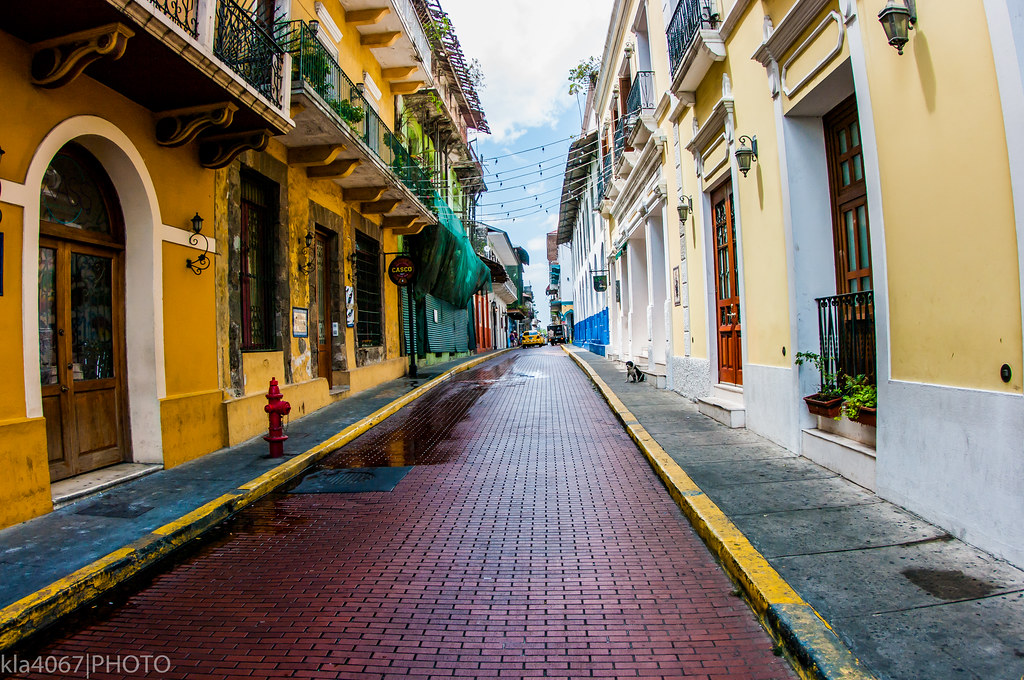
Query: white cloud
xmin=442 ymin=0 xmax=614 ymax=143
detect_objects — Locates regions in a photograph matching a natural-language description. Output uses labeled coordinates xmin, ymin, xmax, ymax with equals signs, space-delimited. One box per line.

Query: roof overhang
xmin=556 ymin=131 xmax=598 ymax=245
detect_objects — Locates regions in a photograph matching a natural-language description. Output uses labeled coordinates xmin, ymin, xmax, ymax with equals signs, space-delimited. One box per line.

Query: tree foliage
xmin=567 ymin=57 xmax=600 ymax=96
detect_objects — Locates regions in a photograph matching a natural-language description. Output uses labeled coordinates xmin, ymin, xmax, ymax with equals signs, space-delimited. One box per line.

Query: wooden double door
xmin=38 ymin=142 xmax=128 ymax=482
xmin=39 ymin=237 xmax=128 ymax=481
xmin=712 ymin=182 xmax=742 ymax=385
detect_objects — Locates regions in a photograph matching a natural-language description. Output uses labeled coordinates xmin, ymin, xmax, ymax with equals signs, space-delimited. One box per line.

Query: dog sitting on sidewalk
xmin=625 ymin=361 xmax=646 ymax=383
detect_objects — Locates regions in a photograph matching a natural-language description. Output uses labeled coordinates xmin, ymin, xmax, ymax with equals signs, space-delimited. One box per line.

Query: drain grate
xmin=289 ymin=466 xmax=412 ymax=494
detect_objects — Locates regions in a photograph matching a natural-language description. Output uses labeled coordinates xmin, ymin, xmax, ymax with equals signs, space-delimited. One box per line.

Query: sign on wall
xmin=292 ymin=307 xmax=308 ymax=338
xmin=345 ymin=286 xmax=355 ymax=327
xmin=593 ymin=274 xmax=608 ymax=292
xmin=388 ymin=256 xmax=416 ymax=286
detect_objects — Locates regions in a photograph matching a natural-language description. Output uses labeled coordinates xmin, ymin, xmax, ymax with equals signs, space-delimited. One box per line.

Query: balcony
xmin=624 ymin=71 xmax=656 ymax=146
xmin=666 ymin=0 xmax=725 ymax=95
xmin=815 ymin=291 xmax=876 ymax=388
xmin=2 ymin=0 xmax=292 ymax=163
xmin=340 ymin=0 xmax=431 ymax=88
xmin=279 ymin=22 xmax=435 ymax=231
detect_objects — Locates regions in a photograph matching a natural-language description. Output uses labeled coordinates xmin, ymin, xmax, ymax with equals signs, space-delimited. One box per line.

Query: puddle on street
xmin=320 ymin=354 xmax=521 ymax=469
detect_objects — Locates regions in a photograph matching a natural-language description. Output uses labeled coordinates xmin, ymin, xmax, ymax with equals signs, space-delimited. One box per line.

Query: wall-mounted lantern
xmin=298 ymin=231 xmax=315 ymax=274
xmin=878 ymin=0 xmax=916 ymax=55
xmin=735 ymin=135 xmax=758 ymax=177
xmin=185 ymin=213 xmax=211 ymax=275
xmin=676 ymin=195 xmax=693 ymax=223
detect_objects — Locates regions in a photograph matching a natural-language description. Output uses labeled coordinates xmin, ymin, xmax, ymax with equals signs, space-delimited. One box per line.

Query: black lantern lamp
xmin=878 ymin=0 xmax=916 ymax=55
xmin=676 ymin=195 xmax=693 ymax=223
xmin=298 ymin=231 xmax=315 ymax=274
xmin=735 ymin=135 xmax=758 ymax=177
xmin=186 ymin=213 xmax=211 ymax=275
xmin=308 ymin=19 xmax=319 ymax=36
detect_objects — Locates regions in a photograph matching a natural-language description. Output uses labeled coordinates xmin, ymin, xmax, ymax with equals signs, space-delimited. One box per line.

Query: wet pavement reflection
xmin=320 ymin=353 xmax=521 ymax=469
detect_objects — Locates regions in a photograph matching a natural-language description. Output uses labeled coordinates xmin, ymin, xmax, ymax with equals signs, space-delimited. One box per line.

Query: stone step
xmin=697 ymin=395 xmax=746 ymax=428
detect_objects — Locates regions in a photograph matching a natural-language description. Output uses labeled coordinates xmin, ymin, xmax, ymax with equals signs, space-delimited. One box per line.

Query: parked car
xmin=547 ymin=324 xmax=567 ymax=345
xmin=521 ymin=330 xmax=545 ymax=347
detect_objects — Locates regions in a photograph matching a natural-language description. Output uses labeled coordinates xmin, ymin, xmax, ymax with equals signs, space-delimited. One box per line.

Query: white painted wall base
xmin=669 ymin=355 xmax=711 ymax=401
xmin=877 ymin=380 xmax=1024 ymax=570
xmin=744 ymin=363 xmax=800 ymax=452
xmin=801 ymin=428 xmax=876 ymax=491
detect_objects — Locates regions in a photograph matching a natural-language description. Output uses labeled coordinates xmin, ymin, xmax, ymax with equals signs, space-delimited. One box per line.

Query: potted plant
xmin=794 ymin=351 xmax=843 ymax=418
xmin=839 ymin=374 xmax=877 ymax=426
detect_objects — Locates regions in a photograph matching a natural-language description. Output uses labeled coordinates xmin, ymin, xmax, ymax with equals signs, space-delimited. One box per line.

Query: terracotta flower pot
xmin=804 ymin=393 xmax=843 ymax=419
xmin=850 ymin=406 xmax=877 ymax=427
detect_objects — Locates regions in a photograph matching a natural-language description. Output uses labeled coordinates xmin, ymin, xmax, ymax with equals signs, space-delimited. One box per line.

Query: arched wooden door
xmin=38 ymin=143 xmax=129 ymax=482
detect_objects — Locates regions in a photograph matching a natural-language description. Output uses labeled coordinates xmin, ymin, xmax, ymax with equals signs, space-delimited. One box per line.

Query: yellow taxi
xmin=520 ymin=330 xmax=546 ymax=348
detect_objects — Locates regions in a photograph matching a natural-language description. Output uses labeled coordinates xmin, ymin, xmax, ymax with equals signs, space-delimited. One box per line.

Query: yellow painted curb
xmin=561 ymin=345 xmax=875 ymax=680
xmin=0 ymin=350 xmax=510 ymax=652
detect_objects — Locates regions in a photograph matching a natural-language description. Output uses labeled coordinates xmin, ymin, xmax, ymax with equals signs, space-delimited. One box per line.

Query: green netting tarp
xmin=409 ymin=193 xmax=490 ymax=308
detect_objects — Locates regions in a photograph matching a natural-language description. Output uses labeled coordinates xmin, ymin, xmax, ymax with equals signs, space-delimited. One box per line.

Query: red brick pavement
xmin=10 ymin=348 xmax=796 ymax=680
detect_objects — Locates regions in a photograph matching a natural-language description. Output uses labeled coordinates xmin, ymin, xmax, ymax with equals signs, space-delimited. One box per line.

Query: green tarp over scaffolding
xmin=408 ymin=193 xmax=490 ymax=308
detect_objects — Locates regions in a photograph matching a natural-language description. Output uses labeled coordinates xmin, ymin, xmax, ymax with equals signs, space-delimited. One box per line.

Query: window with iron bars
xmin=240 ymin=171 xmax=277 ymax=351
xmin=355 ymin=231 xmax=383 ymax=347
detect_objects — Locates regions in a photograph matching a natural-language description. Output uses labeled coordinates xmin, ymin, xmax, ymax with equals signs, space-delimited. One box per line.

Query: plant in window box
xmin=794 ymin=351 xmax=843 ymax=418
xmin=839 ymin=374 xmax=877 ymax=426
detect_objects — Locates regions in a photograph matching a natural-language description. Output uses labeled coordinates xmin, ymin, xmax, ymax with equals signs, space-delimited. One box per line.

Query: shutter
xmin=425 ymin=294 xmax=455 ymax=352
xmin=453 ymin=307 xmax=469 ymax=352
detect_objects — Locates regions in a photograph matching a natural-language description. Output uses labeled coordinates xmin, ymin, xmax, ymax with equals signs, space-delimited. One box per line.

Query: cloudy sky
xmin=442 ymin=0 xmax=614 ymax=324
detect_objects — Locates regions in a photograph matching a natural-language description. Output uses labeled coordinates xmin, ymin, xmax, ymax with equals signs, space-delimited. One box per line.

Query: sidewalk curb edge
xmin=0 ymin=349 xmax=510 ymax=652
xmin=562 ymin=345 xmax=876 ymax=680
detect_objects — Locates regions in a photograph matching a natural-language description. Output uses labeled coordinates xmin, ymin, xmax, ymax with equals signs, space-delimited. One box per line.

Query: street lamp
xmin=676 ymin=195 xmax=692 ymax=223
xmin=878 ymin=0 xmax=916 ymax=55
xmin=735 ymin=135 xmax=758 ymax=177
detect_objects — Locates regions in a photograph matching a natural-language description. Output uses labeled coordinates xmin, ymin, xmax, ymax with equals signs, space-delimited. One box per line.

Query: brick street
xmin=11 ymin=349 xmax=795 ymax=680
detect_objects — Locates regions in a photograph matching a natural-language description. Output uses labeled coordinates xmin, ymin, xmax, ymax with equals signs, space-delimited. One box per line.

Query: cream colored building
xmin=588 ymin=0 xmax=1024 ymax=568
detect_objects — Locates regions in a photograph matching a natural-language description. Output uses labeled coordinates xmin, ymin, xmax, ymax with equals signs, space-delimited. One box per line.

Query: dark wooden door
xmin=40 ymin=238 xmax=126 ymax=481
xmin=712 ymin=182 xmax=742 ymax=385
xmin=313 ymin=230 xmax=333 ymax=387
xmin=825 ymin=96 xmax=872 ymax=294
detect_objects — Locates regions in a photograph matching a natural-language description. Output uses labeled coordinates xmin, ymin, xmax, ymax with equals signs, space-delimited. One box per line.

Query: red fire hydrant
xmin=264 ymin=377 xmax=291 ymax=458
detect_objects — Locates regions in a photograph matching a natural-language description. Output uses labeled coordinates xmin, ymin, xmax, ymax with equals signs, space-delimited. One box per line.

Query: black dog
xmin=625 ymin=361 xmax=646 ymax=383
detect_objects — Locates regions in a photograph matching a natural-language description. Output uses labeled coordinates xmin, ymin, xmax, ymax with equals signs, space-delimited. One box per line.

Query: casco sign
xmin=388 ymin=256 xmax=416 ymax=286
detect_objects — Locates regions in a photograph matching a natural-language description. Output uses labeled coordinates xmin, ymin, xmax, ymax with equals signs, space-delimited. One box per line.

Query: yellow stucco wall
xmin=860 ymin=0 xmax=1021 ymax=391
xmin=160 ymin=390 xmax=228 ymax=468
xmin=0 ymin=29 xmax=216 ymax=526
xmin=0 ymin=418 xmax=52 ymax=527
xmin=730 ymin=2 xmax=791 ymax=368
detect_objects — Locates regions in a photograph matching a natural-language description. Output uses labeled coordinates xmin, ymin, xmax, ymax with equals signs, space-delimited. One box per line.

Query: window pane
xmin=39 ymin=247 xmax=59 ymax=386
xmin=845 ymin=210 xmax=856 ymax=273
xmin=853 ymin=154 xmax=864 ymax=181
xmin=70 ymin=253 xmax=114 ymax=381
xmin=838 ymin=130 xmax=848 ymax=154
xmin=40 ymin=150 xmax=112 ymax=234
xmin=355 ymin=231 xmax=382 ymax=347
xmin=857 ymin=205 xmax=871 ymax=270
xmin=841 ymin=161 xmax=851 ymax=186
xmin=851 ymin=122 xmax=860 ymax=148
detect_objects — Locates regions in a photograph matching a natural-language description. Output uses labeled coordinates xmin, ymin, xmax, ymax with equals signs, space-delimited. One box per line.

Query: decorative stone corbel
xmin=31 ymin=23 xmax=134 ymax=88
xmin=722 ymin=73 xmax=732 ymax=99
xmin=155 ymin=103 xmax=238 ymax=147
xmin=198 ymin=130 xmax=271 ymax=169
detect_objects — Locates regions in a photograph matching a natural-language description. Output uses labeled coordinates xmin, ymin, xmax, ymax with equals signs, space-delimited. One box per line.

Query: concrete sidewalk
xmin=567 ymin=347 xmax=1024 ymax=680
xmin=0 ymin=351 xmax=503 ymax=648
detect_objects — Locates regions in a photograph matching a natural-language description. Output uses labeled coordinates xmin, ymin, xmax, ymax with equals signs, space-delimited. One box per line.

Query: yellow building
xmin=0 ymin=0 xmax=488 ymax=531
xmin=589 ymin=0 xmax=1024 ymax=569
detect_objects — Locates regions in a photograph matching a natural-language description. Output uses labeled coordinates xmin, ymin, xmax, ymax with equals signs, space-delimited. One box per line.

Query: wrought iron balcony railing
xmin=666 ymin=0 xmax=720 ymax=75
xmin=213 ymin=0 xmax=285 ymax=105
xmin=597 ymin=150 xmax=612 ymax=200
xmin=150 ymin=0 xmax=199 ymax=37
xmin=816 ymin=290 xmax=876 ymax=390
xmin=625 ymin=71 xmax=656 ymax=123
xmin=281 ymin=22 xmax=436 ymax=212
xmin=613 ymin=118 xmax=626 ymax=164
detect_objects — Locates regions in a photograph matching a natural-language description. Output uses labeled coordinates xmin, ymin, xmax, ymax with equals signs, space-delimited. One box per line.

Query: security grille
xmin=355 ymin=231 xmax=383 ymax=347
xmin=240 ymin=172 xmax=276 ymax=351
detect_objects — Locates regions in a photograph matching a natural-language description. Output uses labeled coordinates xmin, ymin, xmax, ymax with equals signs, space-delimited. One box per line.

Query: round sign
xmin=388 ymin=256 xmax=416 ymax=286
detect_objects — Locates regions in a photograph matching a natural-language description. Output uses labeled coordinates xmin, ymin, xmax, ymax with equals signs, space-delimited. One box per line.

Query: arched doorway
xmin=38 ymin=142 xmax=129 ymax=481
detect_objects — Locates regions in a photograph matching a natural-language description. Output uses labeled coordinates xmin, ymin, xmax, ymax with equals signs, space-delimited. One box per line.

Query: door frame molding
xmin=18 ymin=116 xmax=165 ymax=465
